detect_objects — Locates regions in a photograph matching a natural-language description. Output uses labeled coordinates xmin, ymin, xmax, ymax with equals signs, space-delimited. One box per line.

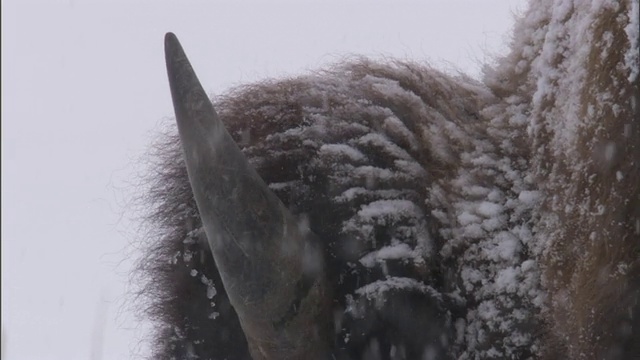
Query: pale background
xmin=2 ymin=1 xmax=526 ymax=358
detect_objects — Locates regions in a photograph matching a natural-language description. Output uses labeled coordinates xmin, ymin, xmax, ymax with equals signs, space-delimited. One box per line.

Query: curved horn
xmin=164 ymin=33 xmax=332 ymax=359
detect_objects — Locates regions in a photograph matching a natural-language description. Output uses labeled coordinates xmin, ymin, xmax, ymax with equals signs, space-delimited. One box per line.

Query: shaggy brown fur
xmin=487 ymin=1 xmax=640 ymax=358
xmin=135 ymin=1 xmax=639 ymax=359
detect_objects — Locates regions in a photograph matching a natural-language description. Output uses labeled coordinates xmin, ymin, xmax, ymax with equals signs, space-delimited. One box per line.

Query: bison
xmin=134 ymin=0 xmax=639 ymax=359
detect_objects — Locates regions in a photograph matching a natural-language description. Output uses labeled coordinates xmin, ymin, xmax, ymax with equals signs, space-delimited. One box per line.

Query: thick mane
xmin=486 ymin=1 xmax=640 ymax=357
xmin=134 ymin=1 xmax=639 ymax=359
xmin=137 ymin=60 xmax=494 ymax=359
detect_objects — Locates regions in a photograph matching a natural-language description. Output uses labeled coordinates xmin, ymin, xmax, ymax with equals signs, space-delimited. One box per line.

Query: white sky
xmin=1 ymin=1 xmax=526 ymax=359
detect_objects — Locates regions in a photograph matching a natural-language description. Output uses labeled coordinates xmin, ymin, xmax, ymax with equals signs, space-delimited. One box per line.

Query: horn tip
xmin=164 ymin=32 xmax=178 ymax=46
xmin=164 ymin=32 xmax=190 ymax=96
xmin=164 ymin=32 xmax=182 ymax=59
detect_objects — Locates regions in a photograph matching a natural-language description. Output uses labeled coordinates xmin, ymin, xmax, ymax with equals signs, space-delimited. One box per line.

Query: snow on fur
xmin=135 ymin=1 xmax=639 ymax=359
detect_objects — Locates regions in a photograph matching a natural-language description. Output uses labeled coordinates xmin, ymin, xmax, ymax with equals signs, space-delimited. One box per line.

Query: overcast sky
xmin=2 ymin=1 xmax=526 ymax=358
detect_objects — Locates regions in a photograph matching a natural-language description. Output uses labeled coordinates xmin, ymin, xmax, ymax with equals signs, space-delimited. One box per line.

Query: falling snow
xmin=137 ymin=0 xmax=639 ymax=359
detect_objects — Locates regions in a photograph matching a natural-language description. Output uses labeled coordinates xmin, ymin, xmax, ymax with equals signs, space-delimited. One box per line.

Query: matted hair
xmin=134 ymin=1 xmax=639 ymax=359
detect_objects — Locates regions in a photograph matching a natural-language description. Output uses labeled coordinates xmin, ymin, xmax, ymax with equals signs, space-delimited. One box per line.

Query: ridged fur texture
xmin=134 ymin=1 xmax=639 ymax=359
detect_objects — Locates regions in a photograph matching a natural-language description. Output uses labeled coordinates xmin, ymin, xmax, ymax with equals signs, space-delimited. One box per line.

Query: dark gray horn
xmin=164 ymin=33 xmax=332 ymax=359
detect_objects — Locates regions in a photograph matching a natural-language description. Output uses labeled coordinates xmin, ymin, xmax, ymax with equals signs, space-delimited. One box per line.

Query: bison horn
xmin=164 ymin=32 xmax=332 ymax=359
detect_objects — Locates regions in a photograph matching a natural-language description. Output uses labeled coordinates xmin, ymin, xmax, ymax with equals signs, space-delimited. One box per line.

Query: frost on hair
xmin=133 ymin=1 xmax=639 ymax=359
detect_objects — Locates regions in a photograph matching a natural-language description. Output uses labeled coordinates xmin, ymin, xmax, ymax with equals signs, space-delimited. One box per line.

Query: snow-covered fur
xmin=135 ymin=1 xmax=639 ymax=359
